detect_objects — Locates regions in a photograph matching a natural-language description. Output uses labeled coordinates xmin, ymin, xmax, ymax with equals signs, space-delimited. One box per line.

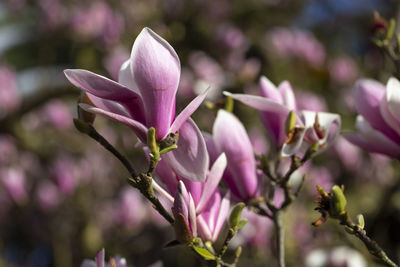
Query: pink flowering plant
xmin=63 ymin=23 xmax=400 ymax=267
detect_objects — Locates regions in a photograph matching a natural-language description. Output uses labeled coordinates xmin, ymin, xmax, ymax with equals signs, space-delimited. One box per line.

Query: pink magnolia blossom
xmin=344 ymin=77 xmax=400 ymax=157
xmin=152 ymin=119 xmax=230 ymax=242
xmin=65 ymin=28 xmax=209 ymax=181
xmin=226 ymin=76 xmax=341 ymax=156
xmin=212 ymin=110 xmax=259 ymax=201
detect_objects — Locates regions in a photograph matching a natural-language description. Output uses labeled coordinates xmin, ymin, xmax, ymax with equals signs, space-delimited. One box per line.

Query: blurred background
xmin=0 ymin=0 xmax=399 ymax=266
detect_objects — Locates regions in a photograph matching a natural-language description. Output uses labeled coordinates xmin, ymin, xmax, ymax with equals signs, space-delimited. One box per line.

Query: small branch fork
xmin=74 ymin=119 xmax=175 ymax=224
xmin=249 ymin=149 xmax=314 ymax=267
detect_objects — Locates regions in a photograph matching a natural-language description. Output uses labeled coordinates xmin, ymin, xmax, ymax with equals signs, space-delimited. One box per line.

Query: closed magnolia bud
xmin=229 ymin=202 xmax=245 ymax=227
xmin=356 ymin=214 xmax=365 ymax=229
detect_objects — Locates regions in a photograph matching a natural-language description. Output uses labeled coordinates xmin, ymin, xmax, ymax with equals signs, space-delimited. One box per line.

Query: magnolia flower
xmin=226 ymin=76 xmax=341 ymax=157
xmin=344 ymin=77 xmax=400 ymax=158
xmin=64 ymin=27 xmax=208 ymax=142
xmin=81 ymin=248 xmax=127 ymax=267
xmin=153 ymin=122 xmax=230 ymax=242
xmin=171 ymin=181 xmax=230 ymax=243
xmin=212 ymin=110 xmax=259 ymax=201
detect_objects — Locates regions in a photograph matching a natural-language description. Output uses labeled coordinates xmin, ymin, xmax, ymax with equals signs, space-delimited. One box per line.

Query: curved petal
xmin=118 ymin=59 xmax=141 ymax=95
xmin=188 ymin=194 xmax=197 ymax=237
xmin=164 ymin=118 xmax=209 ymax=182
xmin=212 ymin=191 xmax=230 ymax=242
xmin=79 ymin=104 xmax=148 ymax=142
xmin=130 ymin=27 xmax=180 ymax=140
xmin=224 ymin=92 xmax=291 ymax=115
xmin=197 ymin=153 xmax=227 ymax=213
xmin=301 ymin=111 xmax=341 ymax=145
xmin=259 ymin=76 xmax=282 ymax=103
xmin=64 ymin=69 xmax=145 ymax=123
xmin=380 ymin=95 xmax=400 ymax=136
xmin=197 ymin=215 xmax=212 ymax=242
xmin=152 ymin=179 xmax=174 ymax=204
xmin=224 ymin=92 xmax=295 ymax=148
xmin=344 ymin=115 xmax=400 ymax=157
xmin=213 ymin=110 xmax=258 ymax=200
xmin=278 ymin=81 xmax=297 ymax=111
xmin=354 ymin=79 xmax=400 ymax=143
xmin=86 ymin=93 xmax=130 ymax=117
xmin=169 ymin=87 xmax=210 ymax=134
xmin=386 ymin=77 xmax=400 ymax=116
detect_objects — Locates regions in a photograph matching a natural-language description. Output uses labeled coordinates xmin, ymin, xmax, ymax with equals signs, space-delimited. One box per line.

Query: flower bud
xmin=330 ymin=185 xmax=347 ymax=216
xmin=229 ymin=202 xmax=245 ymax=227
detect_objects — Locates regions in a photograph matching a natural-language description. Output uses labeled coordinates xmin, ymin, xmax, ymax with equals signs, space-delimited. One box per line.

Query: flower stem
xmin=274 ymin=210 xmax=285 ymax=267
xmin=341 ymin=217 xmax=398 ymax=267
xmin=79 ymin=121 xmax=174 ymax=224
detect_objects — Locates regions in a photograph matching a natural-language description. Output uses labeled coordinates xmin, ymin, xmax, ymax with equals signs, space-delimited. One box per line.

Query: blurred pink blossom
xmin=104 ymin=47 xmax=130 ymax=80
xmin=329 ymin=57 xmax=358 ymax=84
xmin=42 ymin=100 xmax=72 ymax=130
xmin=114 ymin=187 xmax=147 ymax=229
xmin=71 ymin=1 xmax=124 ymax=46
xmin=296 ymin=91 xmax=327 ymax=112
xmin=0 ymin=64 xmax=20 ymax=116
xmin=51 ymin=155 xmax=79 ymax=195
xmin=0 ymin=168 xmax=28 ymax=205
xmin=36 ymin=180 xmax=61 ymax=212
xmin=267 ymin=28 xmax=326 ymax=67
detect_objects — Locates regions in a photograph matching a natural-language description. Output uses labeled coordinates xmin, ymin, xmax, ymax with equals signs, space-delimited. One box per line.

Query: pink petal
xmin=169 ymin=87 xmax=210 ymax=134
xmin=118 ymin=59 xmax=140 ymax=94
xmin=278 ymin=81 xmax=297 ymax=111
xmin=224 ymin=92 xmax=291 ymax=115
xmin=152 ymin=179 xmax=174 ymax=204
xmin=380 ymin=96 xmax=400 ymax=136
xmin=383 ymin=77 xmax=400 ymax=135
xmin=86 ymin=93 xmax=130 ymax=117
xmin=355 ymin=79 xmax=400 ymax=143
xmin=64 ymin=69 xmax=145 ymax=123
xmin=130 ymin=27 xmax=180 ymax=140
xmin=197 ymin=215 xmax=212 ymax=241
xmin=79 ymin=103 xmax=148 ymax=142
xmin=212 ymin=191 xmax=230 ymax=242
xmin=213 ymin=110 xmax=258 ymax=200
xmin=188 ymin=194 xmax=197 ymax=237
xmin=345 ymin=115 xmax=400 ymax=157
xmin=259 ymin=76 xmax=282 ymax=103
xmin=95 ymin=248 xmax=105 ymax=267
xmin=164 ymin=118 xmax=209 ymax=182
xmin=196 ymin=153 xmax=227 ymax=213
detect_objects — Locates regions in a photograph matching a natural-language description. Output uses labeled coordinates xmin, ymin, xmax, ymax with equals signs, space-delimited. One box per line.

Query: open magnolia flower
xmin=64 ymin=27 xmax=208 ymax=142
xmin=154 ymin=137 xmax=230 ymax=242
xmin=225 ymin=76 xmax=341 ymax=157
xmin=344 ymin=77 xmax=400 ymax=158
